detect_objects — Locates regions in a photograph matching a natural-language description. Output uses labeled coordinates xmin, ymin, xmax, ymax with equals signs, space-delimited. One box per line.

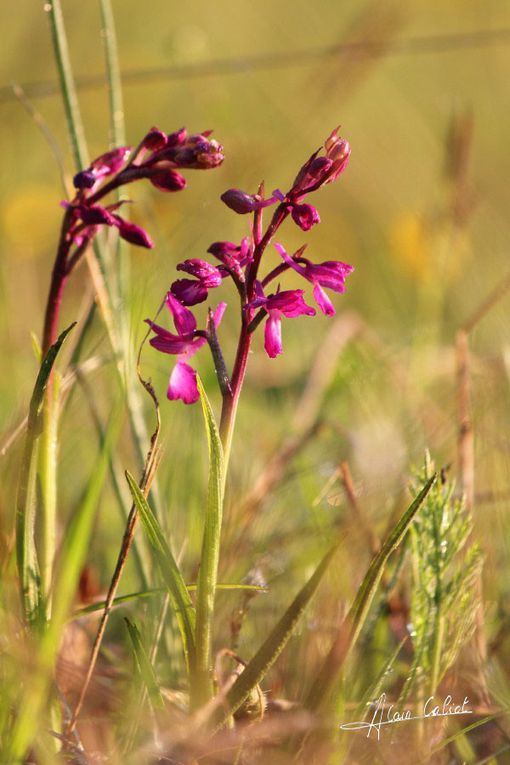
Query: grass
xmin=1 ymin=2 xmax=510 ymax=763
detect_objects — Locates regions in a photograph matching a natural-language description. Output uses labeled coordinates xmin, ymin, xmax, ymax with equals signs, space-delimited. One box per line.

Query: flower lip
xmin=146 ymin=297 xmax=227 ymax=404
xmin=290 ymin=203 xmax=321 ymax=231
xmin=275 ymin=242 xmax=353 ymax=314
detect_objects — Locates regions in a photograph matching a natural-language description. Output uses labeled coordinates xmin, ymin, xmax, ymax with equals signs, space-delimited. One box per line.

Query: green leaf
xmin=15 ymin=322 xmax=75 ymax=626
xmin=125 ymin=471 xmax=196 ymax=671
xmin=193 ymin=377 xmax=225 ymax=708
xmin=306 ymin=474 xmax=436 ymax=711
xmin=8 ymin=396 xmax=121 ymax=762
xmin=217 ymin=543 xmax=338 ymax=726
xmin=73 ymin=583 xmax=267 ymax=619
xmin=125 ymin=618 xmax=164 ymax=711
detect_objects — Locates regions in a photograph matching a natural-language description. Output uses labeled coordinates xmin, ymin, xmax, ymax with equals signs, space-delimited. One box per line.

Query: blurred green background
xmin=2 ymin=0 xmax=510 ymax=710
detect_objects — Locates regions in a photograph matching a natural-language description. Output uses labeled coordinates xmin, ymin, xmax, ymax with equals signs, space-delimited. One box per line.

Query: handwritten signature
xmin=340 ymin=693 xmax=472 ymax=740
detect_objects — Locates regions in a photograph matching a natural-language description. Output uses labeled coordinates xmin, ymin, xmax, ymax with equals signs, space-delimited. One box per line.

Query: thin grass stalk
xmin=46 ymin=0 xmax=163 ymax=524
xmin=99 ymin=0 xmax=125 ymax=147
xmin=192 ymin=381 xmax=225 ymax=708
xmin=41 ymin=0 xmax=90 ymax=616
xmin=45 ymin=0 xmax=89 ymax=169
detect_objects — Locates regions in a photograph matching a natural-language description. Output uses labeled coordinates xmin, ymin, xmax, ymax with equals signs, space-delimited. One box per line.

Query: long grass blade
xmin=45 ymin=0 xmax=88 ymax=168
xmin=125 ymin=618 xmax=164 ymax=711
xmin=73 ymin=583 xmax=267 ymax=619
xmin=46 ymin=0 xmax=165 ymax=531
xmin=306 ymin=474 xmax=436 ymax=711
xmin=99 ymin=0 xmax=125 ymax=147
xmin=125 ymin=471 xmax=196 ymax=671
xmin=15 ymin=322 xmax=75 ymax=626
xmin=217 ymin=543 xmax=338 ymax=725
xmin=193 ymin=377 xmax=225 ymax=708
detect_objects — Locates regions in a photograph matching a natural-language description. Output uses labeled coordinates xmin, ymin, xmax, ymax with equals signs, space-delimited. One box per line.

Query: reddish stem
xmin=42 ymin=209 xmax=73 ymax=354
xmin=218 ymin=204 xmax=289 ymax=457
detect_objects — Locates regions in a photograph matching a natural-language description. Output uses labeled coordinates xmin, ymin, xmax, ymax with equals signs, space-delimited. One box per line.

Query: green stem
xmin=191 ymin=205 xmax=288 ymax=708
xmin=40 ymin=0 xmax=90 ymax=618
xmin=45 ymin=0 xmax=89 ymax=169
xmin=99 ymin=0 xmax=125 ymax=147
xmin=430 ymin=586 xmax=445 ymax=698
xmin=38 ymin=379 xmax=59 ymax=604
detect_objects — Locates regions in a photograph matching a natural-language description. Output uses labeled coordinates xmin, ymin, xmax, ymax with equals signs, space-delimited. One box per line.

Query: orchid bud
xmin=142 ymin=127 xmax=168 ymax=151
xmin=149 ymin=168 xmax=187 ymax=192
xmin=113 ymin=215 xmax=154 ymax=248
xmin=221 ymin=189 xmax=259 ymax=214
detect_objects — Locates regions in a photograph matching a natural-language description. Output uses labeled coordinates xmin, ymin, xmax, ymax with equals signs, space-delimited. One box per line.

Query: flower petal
xmin=290 ymin=203 xmax=321 ymax=231
xmin=264 ymin=314 xmax=283 ymax=358
xmin=142 ymin=127 xmax=168 ymax=151
xmin=165 ymin=292 xmax=197 ymax=335
xmin=149 ymin=168 xmax=187 ymax=192
xmin=266 ymin=289 xmax=315 ymax=318
xmin=145 ymin=320 xmax=193 ymax=354
xmin=274 ymin=242 xmax=307 ymax=278
xmin=171 ymin=278 xmax=209 ymax=306
xmin=113 ymin=216 xmax=154 ymax=248
xmin=313 ymin=283 xmax=336 ymax=316
xmin=78 ymin=204 xmax=116 ymax=226
xmin=177 ymin=259 xmax=222 ymax=287
xmin=167 ymin=361 xmax=200 ymax=404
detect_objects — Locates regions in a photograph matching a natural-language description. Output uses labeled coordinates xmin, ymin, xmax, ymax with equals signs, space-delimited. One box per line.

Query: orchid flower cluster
xmin=146 ymin=129 xmax=353 ymax=407
xmin=43 ymin=127 xmax=224 ymax=353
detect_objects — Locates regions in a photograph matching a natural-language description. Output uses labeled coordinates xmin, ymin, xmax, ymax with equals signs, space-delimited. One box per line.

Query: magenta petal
xmin=274 ymin=242 xmax=307 ymax=278
xmin=165 ymin=292 xmax=197 ymax=335
xmin=264 ymin=314 xmax=283 ymax=358
xmin=290 ymin=203 xmax=321 ymax=231
xmin=313 ymin=283 xmax=336 ymax=316
xmin=145 ymin=320 xmax=193 ymax=354
xmin=78 ymin=204 xmax=117 ymax=226
xmin=149 ymin=169 xmax=187 ymax=192
xmin=266 ymin=289 xmax=315 ymax=317
xmin=91 ymin=147 xmax=131 ymax=178
xmin=177 ymin=259 xmax=222 ymax=286
xmin=171 ymin=279 xmax=208 ymax=306
xmin=142 ymin=127 xmax=168 ymax=151
xmin=167 ymin=361 xmax=199 ymax=404
xmin=113 ymin=216 xmax=154 ymax=248
xmin=207 ymin=241 xmax=240 ymax=261
xmin=212 ymin=302 xmax=227 ymax=327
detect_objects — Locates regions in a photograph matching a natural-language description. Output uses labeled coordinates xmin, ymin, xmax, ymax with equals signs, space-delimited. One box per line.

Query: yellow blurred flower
xmin=390 ymin=211 xmax=430 ymax=281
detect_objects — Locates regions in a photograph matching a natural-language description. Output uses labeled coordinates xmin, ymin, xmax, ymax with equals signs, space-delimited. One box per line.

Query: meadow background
xmin=1 ymin=1 xmax=510 ymax=762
